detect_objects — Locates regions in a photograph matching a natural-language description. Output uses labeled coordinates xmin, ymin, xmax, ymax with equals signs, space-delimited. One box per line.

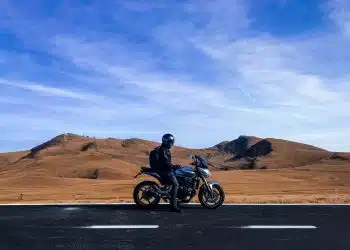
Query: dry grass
xmin=1 ymin=161 xmax=349 ymax=204
xmin=0 ymin=133 xmax=349 ymax=204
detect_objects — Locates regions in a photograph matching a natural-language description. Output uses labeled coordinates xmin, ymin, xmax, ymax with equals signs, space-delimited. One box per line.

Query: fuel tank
xmin=174 ymin=166 xmax=196 ymax=178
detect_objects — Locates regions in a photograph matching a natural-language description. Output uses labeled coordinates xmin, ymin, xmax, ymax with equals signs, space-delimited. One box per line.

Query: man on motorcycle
xmin=150 ymin=133 xmax=182 ymax=212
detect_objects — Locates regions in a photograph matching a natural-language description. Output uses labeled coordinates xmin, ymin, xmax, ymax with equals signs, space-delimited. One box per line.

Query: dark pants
xmin=167 ymin=171 xmax=179 ymax=208
xmin=159 ymin=170 xmax=179 ymax=208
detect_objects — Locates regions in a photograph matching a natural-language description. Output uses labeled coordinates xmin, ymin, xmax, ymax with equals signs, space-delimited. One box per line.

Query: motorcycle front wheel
xmin=198 ymin=183 xmax=225 ymax=209
xmin=133 ymin=181 xmax=161 ymax=209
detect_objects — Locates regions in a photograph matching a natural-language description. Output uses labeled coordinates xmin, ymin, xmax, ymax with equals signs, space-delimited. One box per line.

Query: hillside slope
xmin=0 ymin=133 xmax=215 ymax=180
xmin=212 ymin=136 xmax=335 ymax=170
xmin=0 ymin=133 xmax=348 ymax=181
xmin=0 ymin=133 xmax=349 ymax=204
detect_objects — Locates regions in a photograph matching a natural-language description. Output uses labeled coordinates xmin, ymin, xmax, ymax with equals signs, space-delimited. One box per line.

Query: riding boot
xmin=166 ymin=171 xmax=182 ymax=212
xmin=170 ymin=186 xmax=182 ymax=212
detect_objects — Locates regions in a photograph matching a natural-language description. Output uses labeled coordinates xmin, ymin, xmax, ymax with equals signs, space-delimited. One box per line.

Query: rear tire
xmin=198 ymin=183 xmax=225 ymax=209
xmin=133 ymin=181 xmax=161 ymax=209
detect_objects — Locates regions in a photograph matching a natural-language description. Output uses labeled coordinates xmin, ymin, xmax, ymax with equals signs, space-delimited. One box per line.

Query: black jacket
xmin=157 ymin=145 xmax=174 ymax=171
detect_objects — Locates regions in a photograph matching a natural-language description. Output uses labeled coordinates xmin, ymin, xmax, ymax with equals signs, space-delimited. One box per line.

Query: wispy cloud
xmin=0 ymin=0 xmax=349 ymax=152
xmin=0 ymin=78 xmax=102 ymax=101
xmin=327 ymin=0 xmax=350 ymax=37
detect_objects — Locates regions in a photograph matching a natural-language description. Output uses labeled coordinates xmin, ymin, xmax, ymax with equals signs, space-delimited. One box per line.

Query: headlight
xmin=198 ymin=167 xmax=211 ymax=178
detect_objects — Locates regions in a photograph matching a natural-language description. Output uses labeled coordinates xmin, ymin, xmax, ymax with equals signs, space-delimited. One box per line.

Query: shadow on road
xmin=75 ymin=203 xmax=209 ymax=212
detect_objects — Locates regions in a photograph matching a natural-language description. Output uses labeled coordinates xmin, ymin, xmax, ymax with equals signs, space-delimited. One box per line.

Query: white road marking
xmin=240 ymin=225 xmax=317 ymax=229
xmin=79 ymin=225 xmax=159 ymax=229
xmin=63 ymin=207 xmax=80 ymax=211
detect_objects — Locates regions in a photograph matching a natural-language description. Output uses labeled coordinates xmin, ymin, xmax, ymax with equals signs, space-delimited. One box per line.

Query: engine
xmin=173 ymin=165 xmax=198 ymax=201
xmin=176 ymin=176 xmax=197 ymax=201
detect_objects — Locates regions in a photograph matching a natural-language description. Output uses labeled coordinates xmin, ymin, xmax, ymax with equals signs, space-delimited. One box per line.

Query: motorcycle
xmin=133 ymin=154 xmax=225 ymax=209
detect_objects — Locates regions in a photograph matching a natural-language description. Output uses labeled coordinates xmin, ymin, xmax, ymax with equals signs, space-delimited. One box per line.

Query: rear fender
xmin=134 ymin=169 xmax=165 ymax=185
xmin=144 ymin=172 xmax=163 ymax=183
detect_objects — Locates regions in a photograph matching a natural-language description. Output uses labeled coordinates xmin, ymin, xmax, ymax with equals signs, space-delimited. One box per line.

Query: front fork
xmin=201 ymin=177 xmax=214 ymax=197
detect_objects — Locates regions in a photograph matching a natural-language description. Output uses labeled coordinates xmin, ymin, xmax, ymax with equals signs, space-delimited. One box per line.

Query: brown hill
xmin=0 ymin=133 xmax=349 ymax=204
xmin=252 ymin=138 xmax=333 ymax=169
xmin=0 ymin=133 xmax=347 ymax=180
xmin=0 ymin=133 xmax=215 ymax=181
xmin=211 ymin=136 xmax=334 ymax=170
xmin=214 ymin=135 xmax=263 ymax=155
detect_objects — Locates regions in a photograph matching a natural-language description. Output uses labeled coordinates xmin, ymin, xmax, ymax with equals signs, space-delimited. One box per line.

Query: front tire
xmin=133 ymin=181 xmax=161 ymax=209
xmin=198 ymin=183 xmax=225 ymax=209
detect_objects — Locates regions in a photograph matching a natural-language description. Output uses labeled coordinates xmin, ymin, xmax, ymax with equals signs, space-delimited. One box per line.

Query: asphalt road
xmin=0 ymin=203 xmax=349 ymax=250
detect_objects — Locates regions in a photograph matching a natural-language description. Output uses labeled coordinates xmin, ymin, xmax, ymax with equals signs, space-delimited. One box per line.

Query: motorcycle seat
xmin=141 ymin=167 xmax=169 ymax=185
xmin=141 ymin=167 xmax=158 ymax=173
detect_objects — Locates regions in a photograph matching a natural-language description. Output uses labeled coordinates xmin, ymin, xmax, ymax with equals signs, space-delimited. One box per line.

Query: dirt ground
xmin=1 ymin=161 xmax=349 ymax=204
xmin=0 ymin=133 xmax=349 ymax=204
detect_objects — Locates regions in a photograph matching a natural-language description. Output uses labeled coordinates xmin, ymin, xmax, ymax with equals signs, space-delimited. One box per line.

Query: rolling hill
xmin=0 ymin=133 xmax=348 ymax=179
xmin=0 ymin=133 xmax=349 ymax=204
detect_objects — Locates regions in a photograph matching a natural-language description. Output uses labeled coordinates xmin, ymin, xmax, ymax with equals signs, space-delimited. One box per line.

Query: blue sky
xmin=1 ymin=0 xmax=350 ymax=152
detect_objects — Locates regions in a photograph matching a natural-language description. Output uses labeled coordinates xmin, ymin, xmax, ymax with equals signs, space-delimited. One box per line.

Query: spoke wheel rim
xmin=137 ymin=185 xmax=158 ymax=206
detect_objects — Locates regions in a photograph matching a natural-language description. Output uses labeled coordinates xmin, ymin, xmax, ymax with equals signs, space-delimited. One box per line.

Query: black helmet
xmin=162 ymin=133 xmax=175 ymax=148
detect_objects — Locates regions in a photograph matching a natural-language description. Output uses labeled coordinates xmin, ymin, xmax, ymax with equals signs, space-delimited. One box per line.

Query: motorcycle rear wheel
xmin=133 ymin=181 xmax=161 ymax=209
xmin=198 ymin=183 xmax=225 ymax=209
